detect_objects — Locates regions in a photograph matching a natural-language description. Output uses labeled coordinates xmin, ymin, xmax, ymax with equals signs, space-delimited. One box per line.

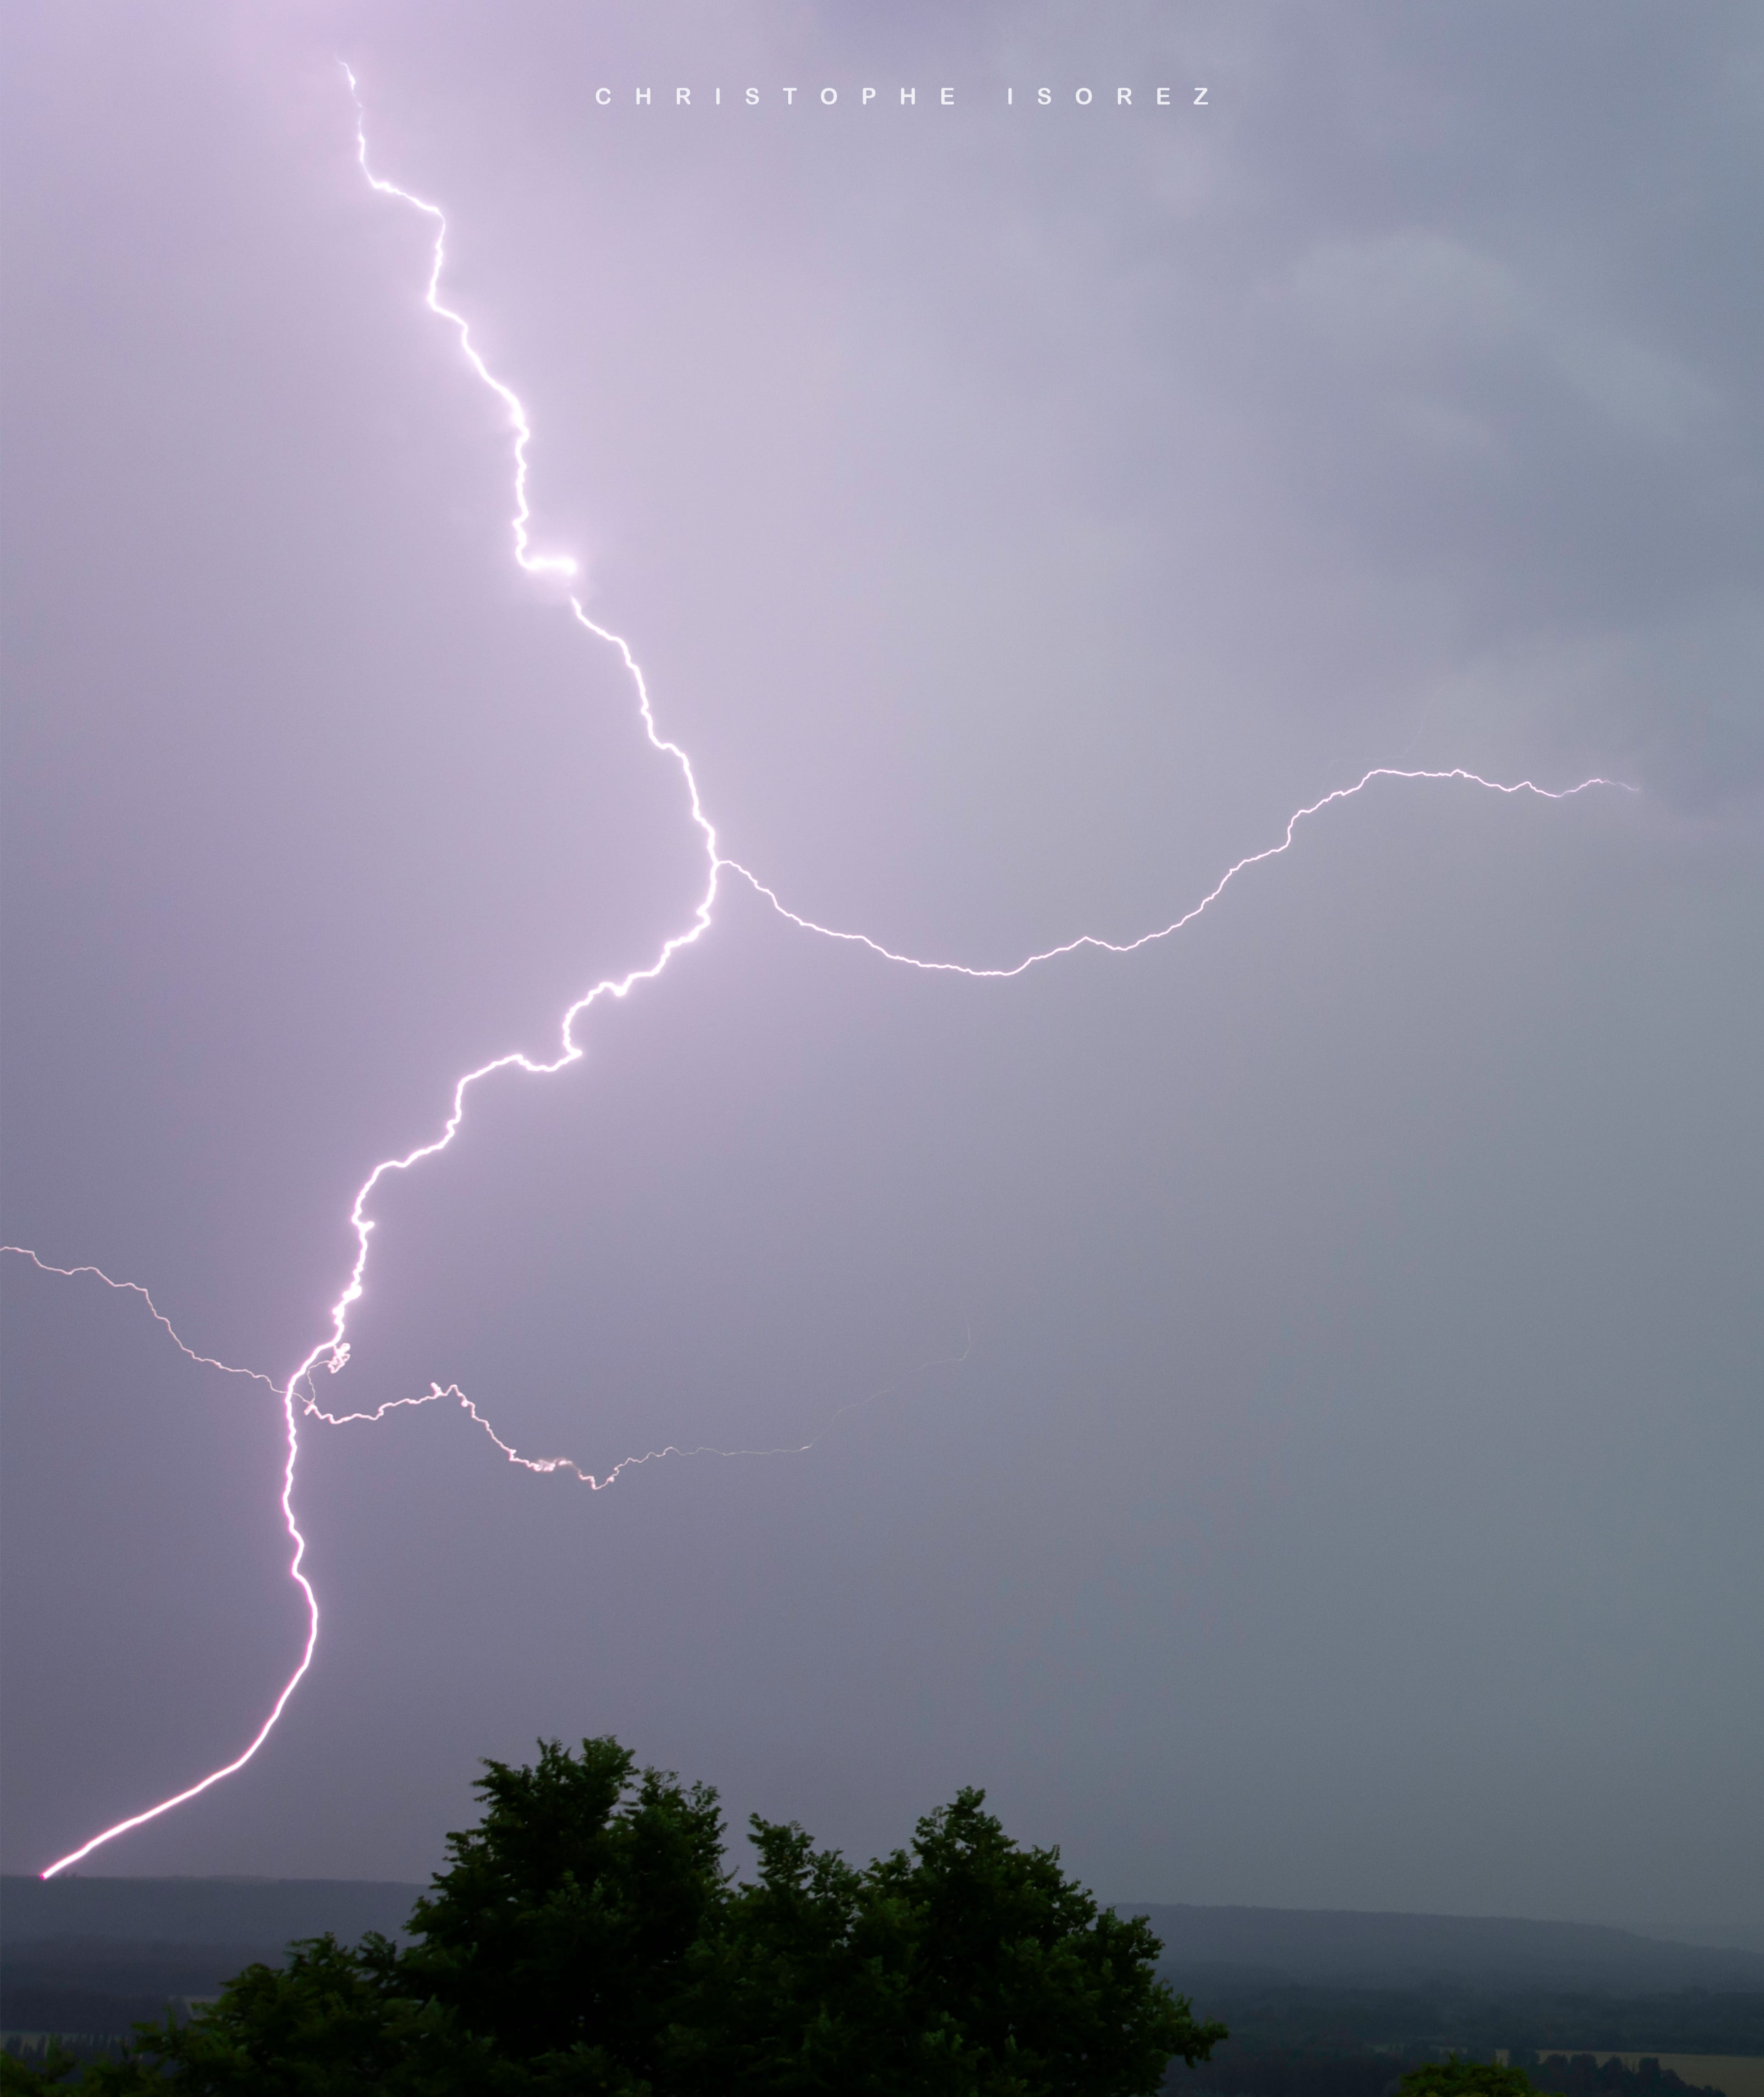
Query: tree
xmin=6 ymin=1740 xmax=1224 ymax=2096
xmin=400 ymin=1735 xmax=727 ymax=2084
xmin=2 ymin=1934 xmax=482 ymax=2097
xmin=668 ymin=1787 xmax=1226 ymax=2095
xmin=1400 ymin=2065 xmax=1541 ymax=2097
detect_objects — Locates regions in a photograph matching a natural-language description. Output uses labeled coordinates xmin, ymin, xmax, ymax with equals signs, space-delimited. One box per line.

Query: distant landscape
xmin=1 ymin=1876 xmax=416 ymax=2042
xmin=5 ymin=1879 xmax=1761 ymax=2089
xmin=1124 ymin=1907 xmax=1764 ymax=2097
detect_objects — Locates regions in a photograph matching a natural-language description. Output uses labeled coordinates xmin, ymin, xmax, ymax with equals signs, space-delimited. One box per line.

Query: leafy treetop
xmin=2 ymin=1738 xmax=1224 ymax=2097
xmin=1400 ymin=2065 xmax=1545 ymax=2097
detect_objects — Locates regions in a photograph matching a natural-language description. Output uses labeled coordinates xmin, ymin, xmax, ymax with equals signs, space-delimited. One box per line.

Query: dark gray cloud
xmin=3 ymin=0 xmax=1759 ymax=1933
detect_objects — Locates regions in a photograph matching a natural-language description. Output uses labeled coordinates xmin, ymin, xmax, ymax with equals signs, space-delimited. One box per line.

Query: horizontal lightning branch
xmin=8 ymin=66 xmax=1633 ymax=1879
xmin=300 ymin=1323 xmax=973 ymax=1488
xmin=722 ymin=763 xmax=1626 ymax=979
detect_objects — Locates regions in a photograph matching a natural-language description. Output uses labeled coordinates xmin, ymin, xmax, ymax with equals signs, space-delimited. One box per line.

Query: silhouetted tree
xmin=400 ymin=1734 xmax=727 ymax=2083
xmin=670 ymin=1787 xmax=1223 ymax=2093
xmin=0 ymin=1738 xmax=1222 ymax=2097
xmin=1399 ymin=2064 xmax=1541 ymax=2097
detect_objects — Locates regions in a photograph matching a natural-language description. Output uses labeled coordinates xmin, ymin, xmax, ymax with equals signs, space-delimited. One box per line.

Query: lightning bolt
xmin=4 ymin=67 xmax=1632 ymax=1879
xmin=721 ymin=762 xmax=1624 ymax=976
xmin=300 ymin=1320 xmax=975 ymax=1488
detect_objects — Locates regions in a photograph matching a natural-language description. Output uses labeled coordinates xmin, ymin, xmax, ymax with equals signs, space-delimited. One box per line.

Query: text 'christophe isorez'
xmin=593 ymin=86 xmax=1211 ymax=108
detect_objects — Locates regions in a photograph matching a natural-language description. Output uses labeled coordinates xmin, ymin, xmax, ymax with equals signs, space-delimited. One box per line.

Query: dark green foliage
xmin=670 ymin=1789 xmax=1224 ymax=2094
xmin=4 ymin=1933 xmax=488 ymax=2097
xmin=1399 ymin=2064 xmax=1541 ymax=2097
xmin=401 ymin=1736 xmax=727 ymax=2081
xmin=1528 ymin=2058 xmax=1727 ymax=2097
xmin=5 ymin=1740 xmax=1219 ymax=2097
xmin=1392 ymin=2059 xmax=1728 ymax=2097
xmin=2 ymin=2043 xmax=86 ymax=2093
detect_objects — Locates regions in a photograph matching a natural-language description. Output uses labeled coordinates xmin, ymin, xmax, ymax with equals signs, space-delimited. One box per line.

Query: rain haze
xmin=2 ymin=0 xmax=1760 ymax=1940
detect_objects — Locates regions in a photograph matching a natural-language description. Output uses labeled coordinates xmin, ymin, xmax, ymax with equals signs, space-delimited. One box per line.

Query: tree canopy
xmin=1399 ymin=2066 xmax=1544 ymax=2097
xmin=4 ymin=1738 xmax=1224 ymax=2097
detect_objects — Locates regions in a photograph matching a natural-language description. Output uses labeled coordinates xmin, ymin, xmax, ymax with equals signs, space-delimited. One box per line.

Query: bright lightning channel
xmin=5 ymin=69 xmax=1630 ymax=1881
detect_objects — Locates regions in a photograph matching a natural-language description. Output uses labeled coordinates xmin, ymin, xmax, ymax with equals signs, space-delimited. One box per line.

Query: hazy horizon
xmin=4 ymin=1885 xmax=1760 ymax=1961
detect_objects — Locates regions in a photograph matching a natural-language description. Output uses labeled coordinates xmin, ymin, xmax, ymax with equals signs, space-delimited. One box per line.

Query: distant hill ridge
xmin=1 ymin=1876 xmax=421 ymax=1954
xmin=3 ymin=1887 xmax=1762 ymax=1996
xmin=1121 ymin=1905 xmax=1764 ymax=1992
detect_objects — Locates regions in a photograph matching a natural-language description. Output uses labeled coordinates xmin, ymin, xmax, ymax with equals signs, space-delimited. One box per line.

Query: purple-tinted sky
xmin=3 ymin=1 xmax=1760 ymax=1932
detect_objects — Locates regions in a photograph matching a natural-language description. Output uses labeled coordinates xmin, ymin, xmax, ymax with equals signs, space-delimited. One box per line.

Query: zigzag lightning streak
xmin=4 ymin=70 xmax=1628 ymax=1877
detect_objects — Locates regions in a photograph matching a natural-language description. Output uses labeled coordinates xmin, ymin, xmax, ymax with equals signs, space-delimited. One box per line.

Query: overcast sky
xmin=2 ymin=1 xmax=1760 ymax=1935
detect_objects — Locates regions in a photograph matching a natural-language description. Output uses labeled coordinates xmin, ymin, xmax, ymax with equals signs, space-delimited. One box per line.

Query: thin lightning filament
xmin=4 ymin=68 xmax=1629 ymax=1880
